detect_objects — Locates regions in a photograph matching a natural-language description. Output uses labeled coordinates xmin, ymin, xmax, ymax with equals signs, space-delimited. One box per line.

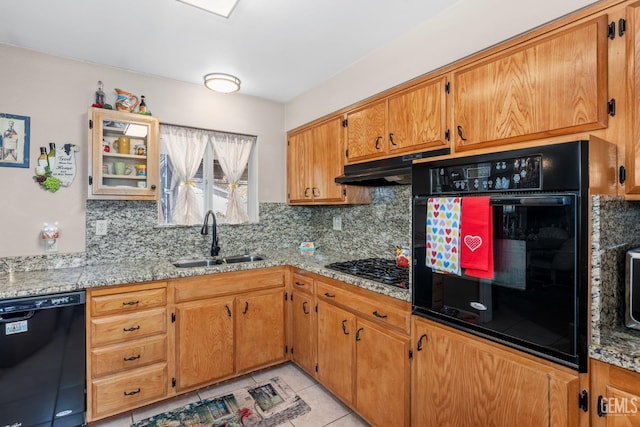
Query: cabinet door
xmin=388 ymin=77 xmax=448 ymax=155
xmin=591 ymin=359 xmax=640 ymax=426
xmin=312 ymin=117 xmax=346 ymax=203
xmin=317 ymin=300 xmax=355 ymax=406
xmin=287 ymin=131 xmax=312 ymax=203
xmin=236 ymin=289 xmax=286 ymax=373
xmin=355 ymin=318 xmax=410 ymax=427
xmin=174 ymin=297 xmax=235 ymax=391
xmin=291 ymin=291 xmax=316 ymax=375
xmin=89 ymin=108 xmax=160 ymax=200
xmin=345 ymin=100 xmax=387 ymax=163
xmin=412 ymin=317 xmax=579 ymax=427
xmin=626 ymin=3 xmax=640 ymax=196
xmin=453 ymin=16 xmax=607 ymax=151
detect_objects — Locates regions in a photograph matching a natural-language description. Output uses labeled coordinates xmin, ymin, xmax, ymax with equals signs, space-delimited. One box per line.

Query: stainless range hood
xmin=335 ymin=148 xmax=450 ymax=186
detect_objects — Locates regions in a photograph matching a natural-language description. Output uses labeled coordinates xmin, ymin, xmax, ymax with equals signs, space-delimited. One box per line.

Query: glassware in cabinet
xmin=88 ymin=108 xmax=159 ymax=200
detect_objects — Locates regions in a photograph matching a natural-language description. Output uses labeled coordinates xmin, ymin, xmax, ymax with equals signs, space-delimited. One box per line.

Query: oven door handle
xmin=490 ymin=196 xmax=573 ymax=206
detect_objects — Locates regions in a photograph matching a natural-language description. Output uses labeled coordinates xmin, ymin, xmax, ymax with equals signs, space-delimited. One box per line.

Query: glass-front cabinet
xmin=88 ymin=108 xmax=159 ymax=200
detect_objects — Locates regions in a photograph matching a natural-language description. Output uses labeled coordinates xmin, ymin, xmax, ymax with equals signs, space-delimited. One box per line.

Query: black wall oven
xmin=412 ymin=141 xmax=589 ymax=371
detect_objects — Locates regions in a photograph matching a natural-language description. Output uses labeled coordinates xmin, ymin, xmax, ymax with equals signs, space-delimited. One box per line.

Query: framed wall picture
xmin=0 ymin=113 xmax=30 ymax=168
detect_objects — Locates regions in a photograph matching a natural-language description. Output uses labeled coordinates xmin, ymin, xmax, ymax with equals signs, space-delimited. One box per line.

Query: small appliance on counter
xmin=626 ymin=248 xmax=640 ymax=330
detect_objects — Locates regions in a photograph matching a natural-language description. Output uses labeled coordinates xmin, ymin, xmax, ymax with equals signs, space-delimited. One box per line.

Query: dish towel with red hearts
xmin=426 ymin=197 xmax=461 ymax=275
xmin=460 ymin=196 xmax=494 ymax=279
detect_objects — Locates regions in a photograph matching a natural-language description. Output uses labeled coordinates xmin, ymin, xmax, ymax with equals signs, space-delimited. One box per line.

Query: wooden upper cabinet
xmin=626 ymin=2 xmax=640 ymax=196
xmin=287 ymin=116 xmax=371 ymax=205
xmin=286 ymin=131 xmax=312 ymax=203
xmin=312 ymin=117 xmax=348 ymax=203
xmin=345 ymin=100 xmax=387 ymax=162
xmin=452 ymin=15 xmax=609 ymax=151
xmin=387 ymin=76 xmax=449 ymax=155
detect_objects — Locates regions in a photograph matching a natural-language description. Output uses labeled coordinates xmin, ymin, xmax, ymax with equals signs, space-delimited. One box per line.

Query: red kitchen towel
xmin=460 ymin=196 xmax=494 ymax=279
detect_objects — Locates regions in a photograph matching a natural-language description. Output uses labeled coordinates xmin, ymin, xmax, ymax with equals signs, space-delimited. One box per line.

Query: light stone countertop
xmin=0 ymin=249 xmax=411 ymax=302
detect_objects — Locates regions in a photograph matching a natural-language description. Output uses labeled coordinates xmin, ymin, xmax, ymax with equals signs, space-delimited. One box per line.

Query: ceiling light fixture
xmin=204 ymin=73 xmax=241 ymax=93
xmin=176 ymin=0 xmax=239 ymax=18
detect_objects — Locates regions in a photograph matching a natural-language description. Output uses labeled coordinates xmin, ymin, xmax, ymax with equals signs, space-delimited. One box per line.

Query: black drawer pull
xmin=123 ymin=325 xmax=140 ymax=332
xmin=124 ymin=388 xmax=141 ymax=396
xmin=372 ymin=310 xmax=388 ymax=319
xmin=295 ymin=281 xmax=306 ymax=286
xmin=342 ymin=319 xmax=350 ymax=335
xmin=324 ymin=292 xmax=335 ymax=298
xmin=124 ymin=354 xmax=141 ymax=362
xmin=122 ymin=300 xmax=139 ymax=306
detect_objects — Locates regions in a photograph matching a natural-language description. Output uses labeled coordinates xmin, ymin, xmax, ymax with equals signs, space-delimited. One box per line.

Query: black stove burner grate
xmin=325 ymin=258 xmax=410 ymax=289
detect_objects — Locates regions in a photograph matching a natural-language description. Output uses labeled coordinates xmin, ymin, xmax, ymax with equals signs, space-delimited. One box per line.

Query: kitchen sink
xmin=173 ymin=254 xmax=266 ymax=268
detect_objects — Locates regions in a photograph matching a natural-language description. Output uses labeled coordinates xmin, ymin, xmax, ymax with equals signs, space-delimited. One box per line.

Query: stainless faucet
xmin=201 ymin=210 xmax=220 ymax=257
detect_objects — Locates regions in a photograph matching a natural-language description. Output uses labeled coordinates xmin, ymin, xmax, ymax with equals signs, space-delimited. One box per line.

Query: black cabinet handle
xmin=124 ymin=354 xmax=141 ymax=362
xmin=355 ymin=327 xmax=364 ymax=341
xmin=295 ymin=281 xmax=306 ymax=287
xmin=122 ymin=300 xmax=139 ymax=306
xmin=124 ymin=388 xmax=141 ymax=396
xmin=597 ymin=395 xmax=607 ymax=417
xmin=372 ymin=310 xmax=388 ymax=319
xmin=389 ymin=133 xmax=396 ymax=146
xmin=304 ymin=188 xmax=310 ymax=197
xmin=456 ymin=125 xmax=467 ymax=141
xmin=123 ymin=325 xmax=140 ymax=332
xmin=324 ymin=292 xmax=335 ymax=298
xmin=375 ymin=136 xmax=382 ymax=150
xmin=302 ymin=301 xmax=309 ymax=315
xmin=417 ymin=333 xmax=428 ymax=351
xmin=150 ymin=184 xmax=157 ymax=190
xmin=225 ymin=304 xmax=232 ymax=317
xmin=243 ymin=301 xmax=249 ymax=314
xmin=342 ymin=320 xmax=350 ymax=335
xmin=312 ymin=187 xmax=319 ymax=197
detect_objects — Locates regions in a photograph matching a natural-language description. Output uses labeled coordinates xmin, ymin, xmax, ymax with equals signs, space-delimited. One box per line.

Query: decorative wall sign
xmin=33 ymin=143 xmax=79 ymax=193
xmin=0 ymin=113 xmax=30 ymax=168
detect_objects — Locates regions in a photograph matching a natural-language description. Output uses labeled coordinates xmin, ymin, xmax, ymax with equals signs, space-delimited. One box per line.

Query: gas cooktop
xmin=325 ymin=258 xmax=410 ymax=289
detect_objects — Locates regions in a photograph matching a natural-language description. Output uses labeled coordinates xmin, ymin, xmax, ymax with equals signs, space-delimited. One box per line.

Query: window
xmin=159 ymin=124 xmax=256 ymax=226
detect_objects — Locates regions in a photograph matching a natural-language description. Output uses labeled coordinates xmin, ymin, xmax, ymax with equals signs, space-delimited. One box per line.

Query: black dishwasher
xmin=0 ymin=291 xmax=85 ymax=427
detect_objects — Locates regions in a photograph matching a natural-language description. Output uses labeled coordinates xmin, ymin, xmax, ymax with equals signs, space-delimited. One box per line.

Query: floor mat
xmin=131 ymin=376 xmax=311 ymax=427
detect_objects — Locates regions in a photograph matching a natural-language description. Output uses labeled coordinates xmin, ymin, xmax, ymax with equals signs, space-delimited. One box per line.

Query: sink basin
xmin=220 ymin=254 xmax=266 ymax=263
xmin=173 ymin=254 xmax=266 ymax=268
xmin=173 ymin=259 xmax=222 ymax=268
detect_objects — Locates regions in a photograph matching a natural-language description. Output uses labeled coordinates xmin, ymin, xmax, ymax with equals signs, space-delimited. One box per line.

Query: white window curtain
xmin=211 ymin=132 xmax=255 ymax=224
xmin=160 ymin=125 xmax=209 ymax=225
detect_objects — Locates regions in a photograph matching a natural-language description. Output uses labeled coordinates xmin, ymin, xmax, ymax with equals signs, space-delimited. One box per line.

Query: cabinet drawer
xmin=292 ymin=273 xmax=314 ymax=294
xmin=91 ymin=335 xmax=167 ymax=378
xmin=91 ymin=307 xmax=166 ymax=346
xmin=91 ymin=287 xmax=167 ymax=316
xmin=317 ymin=282 xmax=410 ymax=333
xmin=92 ymin=363 xmax=168 ymax=419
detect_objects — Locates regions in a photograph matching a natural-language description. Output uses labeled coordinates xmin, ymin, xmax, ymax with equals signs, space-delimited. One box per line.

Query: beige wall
xmin=0 ymin=44 xmax=285 ymax=258
xmin=284 ymin=0 xmax=600 ymax=130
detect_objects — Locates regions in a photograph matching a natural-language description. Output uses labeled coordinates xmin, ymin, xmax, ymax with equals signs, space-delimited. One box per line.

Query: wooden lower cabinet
xmin=174 ymin=296 xmax=235 ymax=391
xmin=411 ymin=316 xmax=581 ymax=427
xmin=172 ymin=267 xmax=287 ymax=394
xmin=315 ymin=278 xmax=411 ymax=427
xmin=290 ymin=273 xmax=316 ymax=375
xmin=86 ymin=282 xmax=170 ymax=422
xmin=591 ymin=358 xmax=640 ymax=426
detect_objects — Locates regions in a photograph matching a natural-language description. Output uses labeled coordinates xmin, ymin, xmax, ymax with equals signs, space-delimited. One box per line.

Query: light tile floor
xmin=91 ymin=362 xmax=371 ymax=427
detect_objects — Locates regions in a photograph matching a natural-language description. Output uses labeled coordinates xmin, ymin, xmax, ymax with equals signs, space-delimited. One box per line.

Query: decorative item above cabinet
xmin=87 ymin=108 xmax=160 ymax=200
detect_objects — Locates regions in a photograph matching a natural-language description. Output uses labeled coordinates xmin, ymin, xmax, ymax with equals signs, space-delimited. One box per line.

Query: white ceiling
xmin=0 ymin=0 xmax=461 ymax=103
